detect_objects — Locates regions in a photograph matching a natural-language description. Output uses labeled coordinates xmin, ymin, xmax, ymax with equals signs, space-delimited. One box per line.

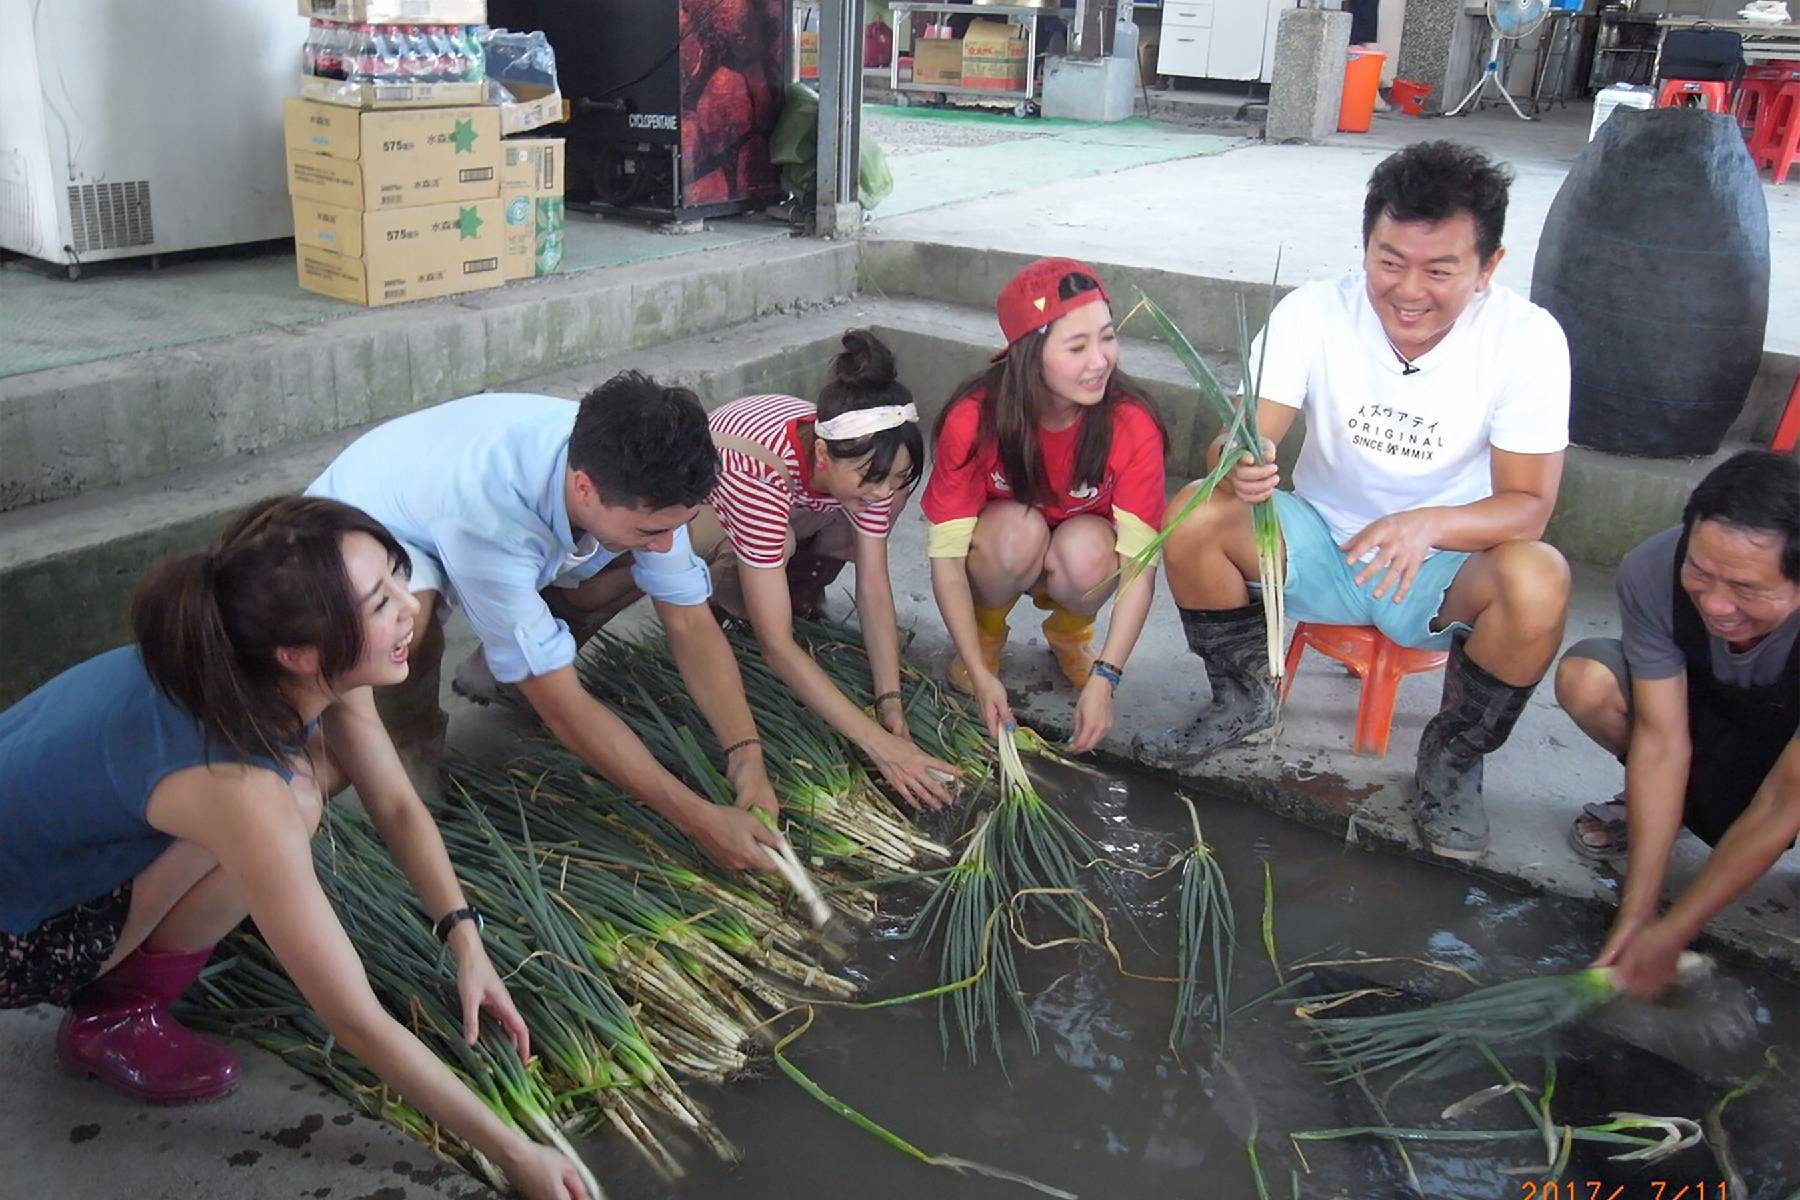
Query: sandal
xmin=1568 ymin=797 xmax=1629 ymax=862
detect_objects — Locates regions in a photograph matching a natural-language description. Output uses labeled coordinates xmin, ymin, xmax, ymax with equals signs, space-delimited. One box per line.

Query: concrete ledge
xmin=0 ymin=280 xmax=1785 ymax=705
xmin=0 ymin=238 xmax=859 ymax=513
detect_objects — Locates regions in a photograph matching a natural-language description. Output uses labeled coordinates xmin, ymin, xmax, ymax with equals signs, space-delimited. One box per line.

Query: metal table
xmin=1649 ymin=15 xmax=1800 ymax=78
xmin=888 ymin=1 xmax=1052 ymax=116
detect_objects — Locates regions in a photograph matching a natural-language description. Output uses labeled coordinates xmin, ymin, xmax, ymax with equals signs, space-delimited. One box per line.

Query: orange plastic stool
xmin=1750 ymin=81 xmax=1800 ymax=183
xmin=1657 ymin=79 xmax=1732 ymax=113
xmin=1278 ymin=623 xmax=1449 ymax=757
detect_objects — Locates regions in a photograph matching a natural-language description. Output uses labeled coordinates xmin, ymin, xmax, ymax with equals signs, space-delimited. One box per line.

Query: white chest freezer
xmin=0 ymin=0 xmax=307 ymax=272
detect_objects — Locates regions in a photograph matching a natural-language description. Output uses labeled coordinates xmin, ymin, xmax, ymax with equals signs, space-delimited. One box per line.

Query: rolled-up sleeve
xmin=629 ymin=524 xmax=714 ymax=607
xmin=437 ymin=526 xmax=575 ymax=684
xmin=921 ymin=398 xmax=990 ymax=560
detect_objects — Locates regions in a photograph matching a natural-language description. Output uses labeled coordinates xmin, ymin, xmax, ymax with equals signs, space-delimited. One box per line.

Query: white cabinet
xmin=1155 ymin=0 xmax=1297 ymax=84
xmin=1157 ymin=0 xmax=1214 ymax=77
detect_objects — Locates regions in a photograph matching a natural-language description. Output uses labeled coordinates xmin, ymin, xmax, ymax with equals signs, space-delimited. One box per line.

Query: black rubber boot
xmin=1413 ymin=632 xmax=1538 ymax=861
xmin=1142 ymin=602 xmax=1280 ymax=767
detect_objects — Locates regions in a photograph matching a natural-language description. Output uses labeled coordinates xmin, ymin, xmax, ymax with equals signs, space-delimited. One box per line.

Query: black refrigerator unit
xmin=487 ymin=0 xmax=786 ymax=222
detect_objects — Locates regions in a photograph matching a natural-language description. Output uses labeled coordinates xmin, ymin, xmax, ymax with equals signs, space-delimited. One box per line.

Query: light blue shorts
xmin=1269 ymin=490 xmax=1472 ymax=651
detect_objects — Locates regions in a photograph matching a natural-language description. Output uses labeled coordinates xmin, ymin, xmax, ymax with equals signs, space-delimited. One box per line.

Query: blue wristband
xmin=1091 ymin=660 xmax=1124 ymax=690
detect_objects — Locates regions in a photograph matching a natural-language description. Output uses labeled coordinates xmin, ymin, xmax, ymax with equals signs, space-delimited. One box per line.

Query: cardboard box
xmin=300 ymin=74 xmax=487 ymax=109
xmin=501 ymin=138 xmax=565 ymax=280
xmin=797 ymin=30 xmax=819 ymax=81
xmin=962 ymin=19 xmax=1028 ymax=92
xmin=294 ymin=196 xmax=504 ymax=306
xmin=498 ymin=82 xmax=567 ymax=136
xmin=913 ymin=37 xmax=963 ymax=87
xmin=299 ymin=0 xmax=485 ymax=22
xmin=284 ymin=98 xmax=499 ymax=210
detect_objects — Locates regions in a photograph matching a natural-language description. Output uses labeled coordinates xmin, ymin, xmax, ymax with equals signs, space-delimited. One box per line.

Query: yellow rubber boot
xmin=947 ymin=600 xmax=1014 ymax=694
xmin=1040 ymin=602 xmax=1097 ymax=689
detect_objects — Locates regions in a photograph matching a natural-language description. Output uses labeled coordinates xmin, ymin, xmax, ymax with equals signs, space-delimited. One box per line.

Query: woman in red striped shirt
xmin=695 ymin=331 xmax=959 ymax=809
xmin=922 ymin=258 xmax=1168 ymax=753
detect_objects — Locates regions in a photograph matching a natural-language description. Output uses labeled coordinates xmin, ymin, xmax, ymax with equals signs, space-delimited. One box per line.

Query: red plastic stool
xmin=1734 ymin=76 xmax=1782 ymax=138
xmin=1750 ymin=81 xmax=1800 ymax=183
xmin=1657 ymin=78 xmax=1732 ymax=113
xmin=1772 ymin=371 xmax=1800 ymax=453
xmin=1278 ymin=623 xmax=1449 ymax=757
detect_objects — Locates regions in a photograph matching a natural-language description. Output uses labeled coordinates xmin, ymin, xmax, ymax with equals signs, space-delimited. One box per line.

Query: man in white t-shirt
xmin=1158 ymin=140 xmax=1573 ymax=862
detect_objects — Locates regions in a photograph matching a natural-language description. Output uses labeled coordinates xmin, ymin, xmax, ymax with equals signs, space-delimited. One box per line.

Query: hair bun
xmin=831 ymin=329 xmax=896 ymax=391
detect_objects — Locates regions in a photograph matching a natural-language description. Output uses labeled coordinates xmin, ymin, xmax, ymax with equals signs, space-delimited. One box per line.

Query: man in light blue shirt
xmin=308 ymin=372 xmax=781 ymax=871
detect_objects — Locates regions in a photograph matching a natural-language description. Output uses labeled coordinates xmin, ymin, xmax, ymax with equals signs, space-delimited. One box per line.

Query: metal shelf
xmin=889 ymin=0 xmax=1045 ymax=107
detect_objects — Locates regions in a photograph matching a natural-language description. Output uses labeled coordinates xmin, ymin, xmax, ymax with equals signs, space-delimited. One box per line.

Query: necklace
xmin=1386 ymin=336 xmax=1421 ymax=376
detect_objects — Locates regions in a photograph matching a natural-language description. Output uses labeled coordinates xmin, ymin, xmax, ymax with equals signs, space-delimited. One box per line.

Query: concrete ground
xmin=4 ymin=98 xmax=1798 ymax=1200
xmin=871 ymin=101 xmax=1800 ymax=356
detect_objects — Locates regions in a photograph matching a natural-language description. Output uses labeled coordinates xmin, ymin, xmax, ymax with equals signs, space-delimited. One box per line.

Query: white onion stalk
xmin=762 ymin=828 xmax=835 ymax=929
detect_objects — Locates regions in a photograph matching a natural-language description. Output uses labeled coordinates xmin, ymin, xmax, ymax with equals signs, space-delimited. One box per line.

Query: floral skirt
xmin=0 ymin=885 xmax=132 ymax=1009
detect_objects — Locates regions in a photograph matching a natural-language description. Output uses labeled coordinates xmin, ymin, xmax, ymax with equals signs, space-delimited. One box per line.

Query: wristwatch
xmin=433 ymin=905 xmax=485 ymax=943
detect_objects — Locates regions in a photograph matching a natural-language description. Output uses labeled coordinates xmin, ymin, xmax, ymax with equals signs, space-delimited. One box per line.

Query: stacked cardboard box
xmin=962 ymin=20 xmax=1028 ymax=92
xmin=287 ymin=98 xmax=505 ymax=305
xmin=501 ymin=138 xmax=565 ymax=281
xmin=285 ymin=0 xmax=565 ymax=306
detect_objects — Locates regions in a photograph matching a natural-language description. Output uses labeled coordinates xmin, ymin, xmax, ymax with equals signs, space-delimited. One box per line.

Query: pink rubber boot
xmin=56 ymin=945 xmax=241 ymax=1103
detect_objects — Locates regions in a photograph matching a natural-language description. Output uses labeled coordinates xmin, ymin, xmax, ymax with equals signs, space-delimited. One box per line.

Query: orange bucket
xmin=1390 ymin=77 xmax=1431 ymax=116
xmin=1337 ymin=48 xmax=1386 ymax=133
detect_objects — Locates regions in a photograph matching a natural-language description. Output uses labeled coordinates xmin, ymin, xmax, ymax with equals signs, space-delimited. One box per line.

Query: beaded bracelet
xmin=722 ymin=737 xmax=762 ymax=758
xmin=1091 ymin=659 xmax=1124 ymax=691
xmin=873 ymin=690 xmax=905 ymax=709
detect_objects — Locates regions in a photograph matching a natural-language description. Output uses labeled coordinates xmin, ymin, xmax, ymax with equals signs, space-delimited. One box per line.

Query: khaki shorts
xmin=689 ymin=504 xmax=858 ymax=618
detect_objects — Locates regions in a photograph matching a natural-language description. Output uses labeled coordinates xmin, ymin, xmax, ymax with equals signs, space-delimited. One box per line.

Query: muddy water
xmin=587 ymin=765 xmax=1800 ymax=1199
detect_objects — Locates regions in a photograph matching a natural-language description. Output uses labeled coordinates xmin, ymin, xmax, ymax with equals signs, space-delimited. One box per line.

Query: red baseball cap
xmin=991 ymin=257 xmax=1112 ymax=360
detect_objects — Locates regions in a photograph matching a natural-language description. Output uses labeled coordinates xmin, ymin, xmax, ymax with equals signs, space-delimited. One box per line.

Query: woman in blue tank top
xmin=0 ymin=496 xmax=585 ymax=1200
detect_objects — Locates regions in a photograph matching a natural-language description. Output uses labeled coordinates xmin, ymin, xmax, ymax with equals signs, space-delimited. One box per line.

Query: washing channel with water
xmin=581 ymin=758 xmax=1800 ymax=1200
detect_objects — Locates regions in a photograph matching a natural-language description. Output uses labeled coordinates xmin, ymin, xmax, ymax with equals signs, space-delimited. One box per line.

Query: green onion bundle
xmin=1299 ymin=953 xmax=1710 ymax=1086
xmin=1117 ymin=285 xmax=1286 ymax=678
xmin=1169 ymin=795 xmax=1235 ymax=1052
xmin=908 ymin=807 xmax=1032 ymax=1063
xmin=576 ymin=634 xmax=949 ymax=884
xmin=992 ymin=724 xmax=1109 ymax=942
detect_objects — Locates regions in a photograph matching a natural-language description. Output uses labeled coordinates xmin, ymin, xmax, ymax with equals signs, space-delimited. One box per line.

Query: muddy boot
xmin=450 ymin=648 xmax=524 ymax=711
xmin=947 ymin=600 xmax=1015 ymax=694
xmin=785 ymin=552 xmax=849 ymax=621
xmin=56 ymin=946 xmax=240 ymax=1104
xmin=1146 ymin=602 xmax=1279 ymax=765
xmin=1038 ymin=602 xmax=1096 ymax=689
xmin=1413 ymin=633 xmax=1537 ymax=861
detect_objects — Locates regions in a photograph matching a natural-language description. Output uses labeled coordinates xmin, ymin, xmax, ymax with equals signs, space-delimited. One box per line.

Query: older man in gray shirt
xmin=1555 ymin=450 xmax=1800 ymax=999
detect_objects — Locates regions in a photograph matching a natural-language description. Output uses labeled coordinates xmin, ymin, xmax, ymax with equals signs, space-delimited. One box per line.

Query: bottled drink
xmin=373 ymin=24 xmax=404 ymax=85
xmin=345 ymin=24 xmax=377 ymax=84
xmin=316 ymin=21 xmax=346 ymax=81
xmin=427 ymin=25 xmax=459 ymax=83
xmin=399 ymin=25 xmax=433 ymax=81
xmin=465 ymin=25 xmax=489 ymax=83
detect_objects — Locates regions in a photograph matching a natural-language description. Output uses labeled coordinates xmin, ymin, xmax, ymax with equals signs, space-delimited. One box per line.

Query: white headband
xmin=814 ymin=403 xmax=918 ymax=442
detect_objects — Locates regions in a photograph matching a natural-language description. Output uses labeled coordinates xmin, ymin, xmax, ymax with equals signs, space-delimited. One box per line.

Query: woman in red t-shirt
xmin=921 ymin=258 xmax=1168 ymax=752
xmin=698 ymin=331 xmax=959 ymax=810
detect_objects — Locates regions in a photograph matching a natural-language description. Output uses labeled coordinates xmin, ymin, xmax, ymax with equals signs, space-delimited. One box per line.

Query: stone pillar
xmin=1397 ymin=0 xmax=1480 ymax=115
xmin=816 ymin=0 xmax=865 ymax=239
xmin=1266 ymin=6 xmax=1354 ymax=143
